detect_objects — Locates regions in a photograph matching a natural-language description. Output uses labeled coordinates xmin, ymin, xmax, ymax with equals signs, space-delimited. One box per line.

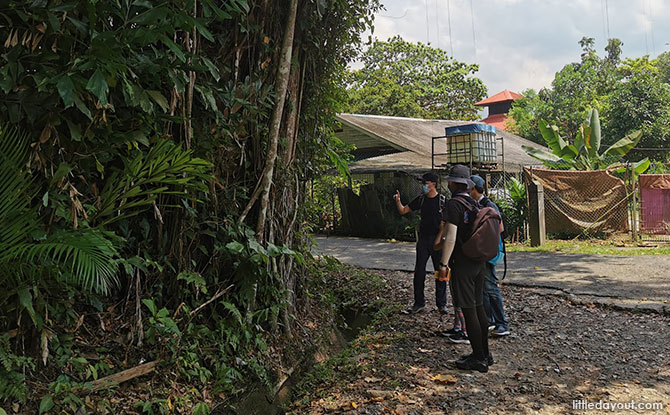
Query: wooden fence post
xmin=528 ymin=179 xmax=546 ymax=247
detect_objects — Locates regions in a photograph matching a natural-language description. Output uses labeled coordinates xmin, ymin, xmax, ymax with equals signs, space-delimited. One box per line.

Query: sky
xmin=362 ymin=0 xmax=670 ymax=97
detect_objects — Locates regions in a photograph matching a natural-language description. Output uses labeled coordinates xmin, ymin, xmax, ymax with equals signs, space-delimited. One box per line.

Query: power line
xmin=601 ymin=0 xmax=607 ymax=41
xmin=470 ymin=0 xmax=476 ymax=59
xmin=435 ymin=0 xmax=440 ymax=49
xmin=605 ymin=0 xmax=611 ymax=39
xmin=379 ymin=10 xmax=408 ymax=19
xmin=642 ymin=0 xmax=649 ymax=54
xmin=425 ymin=0 xmax=430 ymax=44
xmin=447 ymin=0 xmax=453 ymax=56
xmin=647 ymin=0 xmax=656 ymax=55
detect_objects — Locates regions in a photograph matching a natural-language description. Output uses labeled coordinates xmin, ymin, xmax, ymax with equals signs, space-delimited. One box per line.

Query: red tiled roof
xmin=480 ymin=113 xmax=511 ymax=131
xmin=475 ymin=90 xmax=523 ymax=106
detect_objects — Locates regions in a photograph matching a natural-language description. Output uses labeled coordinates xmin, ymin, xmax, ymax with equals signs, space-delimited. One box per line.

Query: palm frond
xmin=0 ymin=126 xmax=38 ymax=284
xmin=12 ymin=230 xmax=120 ymax=295
xmin=0 ymin=124 xmax=120 ymax=297
xmin=94 ymin=139 xmax=212 ymax=225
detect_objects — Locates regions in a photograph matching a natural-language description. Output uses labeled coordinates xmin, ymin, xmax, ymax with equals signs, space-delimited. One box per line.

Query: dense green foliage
xmin=522 ymin=108 xmax=648 ymax=172
xmin=0 ymin=0 xmax=380 ymax=412
xmin=345 ymin=36 xmax=487 ymax=120
xmin=495 ymin=177 xmax=527 ymax=242
xmin=508 ymin=37 xmax=670 ymax=158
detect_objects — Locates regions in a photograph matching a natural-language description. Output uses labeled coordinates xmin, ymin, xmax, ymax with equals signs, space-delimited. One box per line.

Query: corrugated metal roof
xmin=335 ymin=113 xmax=547 ymax=173
xmin=475 ymin=90 xmax=523 ymax=106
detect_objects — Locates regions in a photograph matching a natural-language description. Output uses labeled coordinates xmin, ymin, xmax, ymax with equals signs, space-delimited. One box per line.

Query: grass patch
xmin=507 ymin=239 xmax=670 ymax=256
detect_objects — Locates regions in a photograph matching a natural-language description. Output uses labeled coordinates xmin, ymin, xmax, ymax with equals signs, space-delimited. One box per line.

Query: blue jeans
xmin=482 ymin=264 xmax=508 ymax=330
xmin=413 ymin=232 xmax=448 ymax=308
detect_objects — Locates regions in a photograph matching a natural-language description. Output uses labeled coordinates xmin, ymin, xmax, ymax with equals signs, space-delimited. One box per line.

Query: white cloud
xmin=355 ymin=0 xmax=670 ymax=98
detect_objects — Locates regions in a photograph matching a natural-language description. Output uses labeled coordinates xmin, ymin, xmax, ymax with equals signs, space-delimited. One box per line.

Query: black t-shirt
xmin=408 ymin=194 xmax=441 ymax=235
xmin=442 ymin=193 xmax=477 ymax=267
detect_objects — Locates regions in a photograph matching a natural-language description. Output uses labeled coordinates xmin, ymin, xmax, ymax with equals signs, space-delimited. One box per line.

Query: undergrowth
xmin=287 ymin=261 xmax=396 ymax=412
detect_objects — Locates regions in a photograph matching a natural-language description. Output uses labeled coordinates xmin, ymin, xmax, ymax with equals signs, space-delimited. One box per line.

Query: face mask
xmin=422 ymin=184 xmax=429 ymax=194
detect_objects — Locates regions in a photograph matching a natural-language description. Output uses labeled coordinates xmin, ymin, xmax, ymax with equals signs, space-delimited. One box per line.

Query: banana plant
xmin=522 ymin=108 xmax=649 ymax=174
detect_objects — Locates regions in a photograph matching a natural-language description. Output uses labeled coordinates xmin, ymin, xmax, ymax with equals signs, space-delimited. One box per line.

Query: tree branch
xmin=189 ymin=284 xmax=234 ymax=318
xmin=254 ymin=0 xmax=299 ymax=241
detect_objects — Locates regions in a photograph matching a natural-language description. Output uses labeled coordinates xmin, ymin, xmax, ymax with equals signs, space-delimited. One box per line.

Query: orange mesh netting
xmin=524 ymin=168 xmax=629 ymax=235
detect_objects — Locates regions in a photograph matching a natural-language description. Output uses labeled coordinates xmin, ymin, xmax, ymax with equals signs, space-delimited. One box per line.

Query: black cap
xmin=419 ymin=172 xmax=439 ymax=183
xmin=445 ymin=165 xmax=475 ymax=189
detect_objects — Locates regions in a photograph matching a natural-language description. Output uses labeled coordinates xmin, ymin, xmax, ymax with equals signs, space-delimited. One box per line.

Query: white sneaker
xmin=492 ymin=327 xmax=510 ymax=336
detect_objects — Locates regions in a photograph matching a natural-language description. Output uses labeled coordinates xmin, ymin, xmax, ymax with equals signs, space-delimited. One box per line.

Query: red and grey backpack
xmin=453 ymin=195 xmax=501 ymax=262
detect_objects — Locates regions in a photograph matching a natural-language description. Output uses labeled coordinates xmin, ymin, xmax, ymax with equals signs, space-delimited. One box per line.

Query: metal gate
xmin=637 ymin=174 xmax=670 ymax=242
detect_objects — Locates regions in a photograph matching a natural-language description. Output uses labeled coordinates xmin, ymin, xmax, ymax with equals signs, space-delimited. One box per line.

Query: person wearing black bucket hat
xmin=393 ymin=172 xmax=448 ymax=315
xmin=436 ymin=164 xmax=492 ymax=373
xmin=444 ymin=164 xmax=475 ymax=189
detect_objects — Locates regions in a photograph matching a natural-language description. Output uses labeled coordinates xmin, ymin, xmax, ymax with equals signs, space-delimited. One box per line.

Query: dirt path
xmin=314 ymin=236 xmax=670 ymax=313
xmin=288 ymin=268 xmax=670 ymax=415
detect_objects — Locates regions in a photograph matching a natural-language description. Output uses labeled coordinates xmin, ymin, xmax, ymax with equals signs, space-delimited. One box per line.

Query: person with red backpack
xmin=470 ymin=175 xmax=510 ymax=337
xmin=437 ymin=165 xmax=501 ymax=373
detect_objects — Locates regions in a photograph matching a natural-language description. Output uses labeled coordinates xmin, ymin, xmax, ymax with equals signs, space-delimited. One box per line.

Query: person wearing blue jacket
xmin=470 ymin=175 xmax=510 ymax=336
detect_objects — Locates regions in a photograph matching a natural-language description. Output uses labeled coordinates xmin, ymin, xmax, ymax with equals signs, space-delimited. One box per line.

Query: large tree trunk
xmin=240 ymin=0 xmax=299 ymax=240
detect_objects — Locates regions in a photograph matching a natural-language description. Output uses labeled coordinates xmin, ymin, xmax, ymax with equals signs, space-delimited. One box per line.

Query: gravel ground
xmin=288 ymin=268 xmax=670 ymax=415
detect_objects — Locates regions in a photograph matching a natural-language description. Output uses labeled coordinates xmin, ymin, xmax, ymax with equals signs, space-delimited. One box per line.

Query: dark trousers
xmin=413 ymin=232 xmax=448 ymax=308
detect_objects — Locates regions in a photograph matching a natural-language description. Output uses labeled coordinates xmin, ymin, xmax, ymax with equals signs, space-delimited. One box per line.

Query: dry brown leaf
xmin=4 ymin=29 xmax=13 ymax=48
xmin=367 ymin=389 xmax=393 ymax=399
xmin=41 ymin=330 xmax=50 ymax=366
xmin=73 ymin=314 xmax=85 ymax=333
xmin=21 ymin=31 xmax=30 ymax=46
xmin=31 ymin=33 xmax=43 ymax=52
xmin=430 ymin=374 xmax=457 ymax=384
xmin=39 ymin=124 xmax=52 ymax=143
